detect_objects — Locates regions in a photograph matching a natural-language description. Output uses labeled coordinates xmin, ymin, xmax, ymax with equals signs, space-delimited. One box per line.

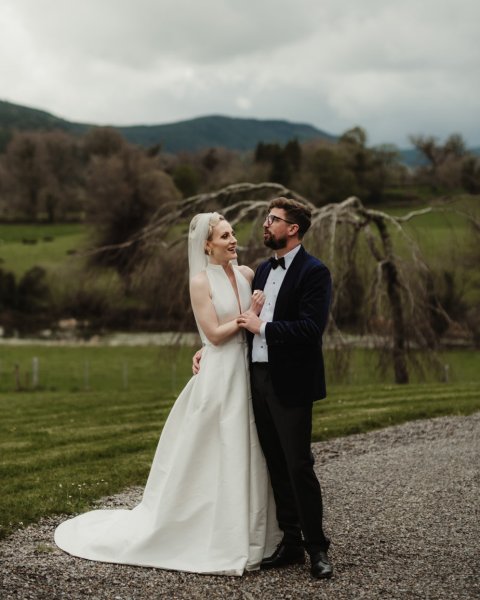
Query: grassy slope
xmin=0 ymin=223 xmax=87 ymax=277
xmin=385 ymin=199 xmax=477 ymax=259
xmin=385 ymin=199 xmax=479 ymax=306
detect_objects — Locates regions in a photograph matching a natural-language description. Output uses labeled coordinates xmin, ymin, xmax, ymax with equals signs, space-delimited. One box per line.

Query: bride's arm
xmin=238 ymin=265 xmax=265 ymax=316
xmin=190 ymin=273 xmax=240 ymax=346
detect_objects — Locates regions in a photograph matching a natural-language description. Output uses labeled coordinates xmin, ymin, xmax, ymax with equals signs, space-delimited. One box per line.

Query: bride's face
xmin=206 ymin=220 xmax=237 ymax=264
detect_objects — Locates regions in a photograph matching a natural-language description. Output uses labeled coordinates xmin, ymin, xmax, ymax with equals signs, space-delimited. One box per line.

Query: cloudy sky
xmin=1 ymin=0 xmax=479 ymax=146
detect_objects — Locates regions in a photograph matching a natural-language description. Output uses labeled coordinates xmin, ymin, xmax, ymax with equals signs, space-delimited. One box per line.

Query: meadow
xmin=386 ymin=197 xmax=478 ymax=262
xmin=0 ymin=344 xmax=479 ymax=541
xmin=0 ymin=223 xmax=87 ymax=276
xmin=0 ymin=197 xmax=477 ymax=278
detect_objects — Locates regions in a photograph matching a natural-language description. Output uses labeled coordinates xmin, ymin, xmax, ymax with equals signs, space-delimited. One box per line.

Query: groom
xmin=236 ymin=197 xmax=333 ymax=580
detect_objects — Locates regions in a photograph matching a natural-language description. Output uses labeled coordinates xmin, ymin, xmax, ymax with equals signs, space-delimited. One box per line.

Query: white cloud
xmin=1 ymin=0 xmax=479 ymax=145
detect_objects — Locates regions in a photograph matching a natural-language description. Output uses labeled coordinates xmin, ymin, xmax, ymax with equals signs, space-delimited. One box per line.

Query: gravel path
xmin=1 ymin=413 xmax=479 ymax=600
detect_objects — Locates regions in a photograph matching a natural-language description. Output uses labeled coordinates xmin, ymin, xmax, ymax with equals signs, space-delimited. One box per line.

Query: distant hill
xmin=0 ymin=99 xmax=335 ymax=153
xmin=1 ymin=99 xmax=479 ymax=161
xmin=0 ymin=100 xmax=70 ymax=131
xmin=116 ymin=115 xmax=337 ymax=152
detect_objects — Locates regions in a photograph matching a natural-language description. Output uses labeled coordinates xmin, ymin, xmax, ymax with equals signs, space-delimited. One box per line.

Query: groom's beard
xmin=264 ymin=232 xmax=287 ymax=250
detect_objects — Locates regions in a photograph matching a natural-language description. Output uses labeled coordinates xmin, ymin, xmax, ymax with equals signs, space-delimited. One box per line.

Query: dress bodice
xmin=196 ymin=263 xmax=251 ymax=345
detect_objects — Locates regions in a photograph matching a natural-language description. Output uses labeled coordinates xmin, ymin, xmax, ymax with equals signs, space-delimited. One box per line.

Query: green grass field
xmin=1 ymin=345 xmax=478 ymax=393
xmin=385 ymin=199 xmax=479 ymax=306
xmin=0 ymin=223 xmax=87 ymax=276
xmin=0 ymin=196 xmax=477 ymax=277
xmin=385 ymin=198 xmax=478 ymax=262
xmin=1 ymin=344 xmax=479 ymax=541
xmin=0 ymin=345 xmax=193 ymax=393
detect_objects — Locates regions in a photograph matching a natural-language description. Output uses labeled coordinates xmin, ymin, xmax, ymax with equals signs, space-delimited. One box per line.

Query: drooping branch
xmin=82 ymin=182 xmax=309 ymax=258
xmin=84 ymin=181 xmax=475 ymax=383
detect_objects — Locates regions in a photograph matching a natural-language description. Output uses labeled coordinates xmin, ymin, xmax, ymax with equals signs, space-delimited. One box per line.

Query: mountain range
xmin=1 ymin=99 xmax=478 ymax=165
xmin=0 ymin=99 xmax=335 ymax=153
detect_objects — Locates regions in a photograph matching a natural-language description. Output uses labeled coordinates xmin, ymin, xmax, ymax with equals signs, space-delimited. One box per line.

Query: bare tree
xmin=410 ymin=133 xmax=468 ymax=191
xmin=85 ymin=144 xmax=181 ymax=291
xmin=4 ymin=132 xmax=44 ymax=220
xmin=2 ymin=130 xmax=82 ymax=221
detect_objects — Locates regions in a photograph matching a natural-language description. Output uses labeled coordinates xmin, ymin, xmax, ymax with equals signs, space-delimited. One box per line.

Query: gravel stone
xmin=1 ymin=412 xmax=479 ymax=599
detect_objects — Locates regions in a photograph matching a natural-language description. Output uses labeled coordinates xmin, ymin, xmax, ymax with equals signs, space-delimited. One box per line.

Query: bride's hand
xmin=250 ymin=290 xmax=265 ymax=315
xmin=237 ymin=310 xmax=262 ymax=334
xmin=192 ymin=348 xmax=203 ymax=375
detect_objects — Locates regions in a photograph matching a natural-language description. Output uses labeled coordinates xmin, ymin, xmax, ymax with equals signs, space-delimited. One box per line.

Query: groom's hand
xmin=192 ymin=348 xmax=203 ymax=375
xmin=250 ymin=290 xmax=266 ymax=315
xmin=237 ymin=311 xmax=263 ymax=335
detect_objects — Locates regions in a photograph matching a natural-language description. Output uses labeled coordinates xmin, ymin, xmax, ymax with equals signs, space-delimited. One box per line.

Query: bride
xmin=54 ymin=212 xmax=281 ymax=575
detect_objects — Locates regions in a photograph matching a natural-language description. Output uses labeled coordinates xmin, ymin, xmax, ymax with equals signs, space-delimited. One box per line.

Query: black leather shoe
xmin=261 ymin=542 xmax=305 ymax=569
xmin=310 ymin=550 xmax=333 ymax=579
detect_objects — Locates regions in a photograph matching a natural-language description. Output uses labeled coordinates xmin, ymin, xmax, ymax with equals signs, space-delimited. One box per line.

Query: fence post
xmin=32 ymin=357 xmax=39 ymax=389
xmin=444 ymin=364 xmax=450 ymax=383
xmin=14 ymin=364 xmax=21 ymax=391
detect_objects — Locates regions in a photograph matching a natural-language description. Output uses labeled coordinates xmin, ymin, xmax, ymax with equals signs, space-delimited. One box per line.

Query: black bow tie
xmin=269 ymin=256 xmax=286 ymax=270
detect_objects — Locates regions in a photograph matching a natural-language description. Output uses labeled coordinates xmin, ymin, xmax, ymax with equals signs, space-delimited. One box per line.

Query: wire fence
xmin=0 ymin=347 xmax=195 ymax=395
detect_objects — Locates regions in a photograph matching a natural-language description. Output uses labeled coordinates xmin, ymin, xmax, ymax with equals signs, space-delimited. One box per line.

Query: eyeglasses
xmin=265 ymin=213 xmax=296 ymax=227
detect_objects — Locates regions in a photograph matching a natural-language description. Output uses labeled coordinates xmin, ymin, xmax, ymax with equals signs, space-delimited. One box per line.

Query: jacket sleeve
xmin=265 ymin=264 xmax=331 ymax=346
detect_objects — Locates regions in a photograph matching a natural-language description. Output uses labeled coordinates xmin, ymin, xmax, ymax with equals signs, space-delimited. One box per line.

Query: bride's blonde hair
xmin=204 ymin=212 xmax=225 ymax=253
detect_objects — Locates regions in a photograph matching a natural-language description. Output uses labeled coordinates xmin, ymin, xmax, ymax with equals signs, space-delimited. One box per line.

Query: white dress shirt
xmin=252 ymin=244 xmax=301 ymax=363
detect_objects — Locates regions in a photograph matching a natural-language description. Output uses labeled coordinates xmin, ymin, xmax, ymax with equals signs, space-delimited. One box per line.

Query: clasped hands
xmin=192 ymin=290 xmax=265 ymax=375
xmin=237 ymin=289 xmax=265 ymax=335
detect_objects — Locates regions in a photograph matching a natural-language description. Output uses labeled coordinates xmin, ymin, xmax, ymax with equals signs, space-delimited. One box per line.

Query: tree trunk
xmin=382 ymin=260 xmax=409 ymax=384
xmin=373 ymin=217 xmax=409 ymax=384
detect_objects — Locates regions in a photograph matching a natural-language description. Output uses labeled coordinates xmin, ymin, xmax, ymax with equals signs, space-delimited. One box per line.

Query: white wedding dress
xmin=55 ymin=263 xmax=281 ymax=575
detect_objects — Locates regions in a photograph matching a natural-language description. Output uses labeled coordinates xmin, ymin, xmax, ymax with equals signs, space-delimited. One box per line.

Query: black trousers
xmin=250 ymin=363 xmax=329 ymax=555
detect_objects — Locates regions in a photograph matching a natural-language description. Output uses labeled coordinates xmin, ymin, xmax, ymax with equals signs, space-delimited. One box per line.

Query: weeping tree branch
xmin=85 ymin=182 xmax=475 ymax=384
xmin=82 ymin=183 xmax=307 ymax=258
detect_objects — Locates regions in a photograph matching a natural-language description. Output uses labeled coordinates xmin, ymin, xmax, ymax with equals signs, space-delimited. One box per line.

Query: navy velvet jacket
xmin=249 ymin=246 xmax=332 ymax=405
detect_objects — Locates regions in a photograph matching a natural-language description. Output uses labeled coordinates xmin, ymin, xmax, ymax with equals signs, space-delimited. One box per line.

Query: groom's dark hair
xmin=268 ymin=197 xmax=312 ymax=238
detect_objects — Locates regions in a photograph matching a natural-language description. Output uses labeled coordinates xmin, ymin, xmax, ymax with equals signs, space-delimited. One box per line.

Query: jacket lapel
xmin=254 ymin=261 xmax=272 ymax=291
xmin=273 ymin=245 xmax=306 ymax=319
